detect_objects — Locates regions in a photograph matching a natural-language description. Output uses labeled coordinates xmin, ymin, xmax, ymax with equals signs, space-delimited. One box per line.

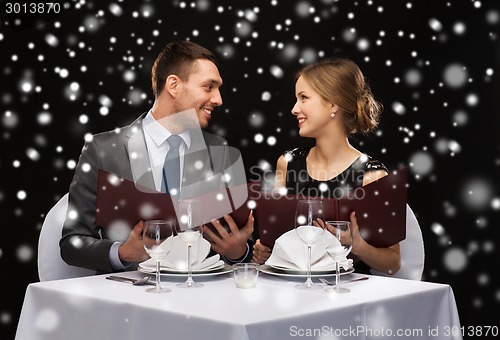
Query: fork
xmin=319 ymin=277 xmax=369 ymax=286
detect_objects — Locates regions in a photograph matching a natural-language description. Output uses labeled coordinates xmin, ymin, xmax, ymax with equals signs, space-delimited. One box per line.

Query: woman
xmin=252 ymin=58 xmax=400 ymax=275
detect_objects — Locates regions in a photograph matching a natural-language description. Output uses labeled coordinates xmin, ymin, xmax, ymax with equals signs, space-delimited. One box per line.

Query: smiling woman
xmin=253 ymin=58 xmax=401 ymax=276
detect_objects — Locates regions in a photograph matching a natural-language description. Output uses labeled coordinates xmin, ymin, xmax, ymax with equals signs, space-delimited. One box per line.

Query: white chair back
xmin=371 ymin=204 xmax=425 ymax=280
xmin=38 ymin=193 xmax=95 ymax=281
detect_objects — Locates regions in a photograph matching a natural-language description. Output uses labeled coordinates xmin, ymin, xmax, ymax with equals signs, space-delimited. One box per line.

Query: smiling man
xmin=60 ymin=41 xmax=254 ymax=273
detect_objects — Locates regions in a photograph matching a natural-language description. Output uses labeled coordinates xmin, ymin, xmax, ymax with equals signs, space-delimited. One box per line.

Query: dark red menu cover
xmin=255 ymin=167 xmax=408 ymax=248
xmin=96 ymin=167 xmax=407 ymax=249
xmin=95 ymin=169 xmax=253 ymax=232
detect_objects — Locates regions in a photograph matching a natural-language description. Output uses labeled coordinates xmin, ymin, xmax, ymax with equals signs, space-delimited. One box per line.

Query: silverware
xmin=319 ymin=277 xmax=369 ymax=286
xmin=106 ymin=276 xmax=155 ymax=286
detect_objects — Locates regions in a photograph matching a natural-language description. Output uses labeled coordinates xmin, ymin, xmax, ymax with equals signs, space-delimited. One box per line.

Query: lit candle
xmin=236 ymin=276 xmax=256 ymax=289
xmin=233 ymin=263 xmax=259 ymax=289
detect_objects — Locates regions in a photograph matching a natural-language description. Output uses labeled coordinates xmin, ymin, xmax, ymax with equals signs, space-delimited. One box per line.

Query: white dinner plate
xmin=260 ymin=265 xmax=354 ymax=278
xmin=138 ymin=263 xmax=233 ymax=277
xmin=269 ymin=264 xmax=346 ymax=273
xmin=139 ymin=259 xmax=225 ymax=274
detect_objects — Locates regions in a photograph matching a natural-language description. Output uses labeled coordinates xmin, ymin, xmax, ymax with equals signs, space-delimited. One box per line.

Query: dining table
xmin=15 ymin=267 xmax=462 ymax=340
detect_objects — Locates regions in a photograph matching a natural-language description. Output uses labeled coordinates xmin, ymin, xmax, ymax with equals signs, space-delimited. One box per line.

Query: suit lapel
xmin=180 ymin=130 xmax=228 ymax=198
xmin=124 ymin=114 xmax=156 ymax=190
xmin=181 ymin=130 xmax=212 ymax=195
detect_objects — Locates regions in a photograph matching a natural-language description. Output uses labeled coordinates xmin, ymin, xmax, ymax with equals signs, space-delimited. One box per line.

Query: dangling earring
xmin=330 ymin=113 xmax=336 ymax=119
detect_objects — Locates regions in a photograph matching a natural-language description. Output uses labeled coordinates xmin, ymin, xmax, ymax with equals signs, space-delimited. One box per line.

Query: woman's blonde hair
xmin=296 ymin=57 xmax=382 ymax=134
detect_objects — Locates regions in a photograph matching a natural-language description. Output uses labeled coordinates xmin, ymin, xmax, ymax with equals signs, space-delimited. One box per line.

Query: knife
xmin=106 ymin=276 xmax=155 ymax=286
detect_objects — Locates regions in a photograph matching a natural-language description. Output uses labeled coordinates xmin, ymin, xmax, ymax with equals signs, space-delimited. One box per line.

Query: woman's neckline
xmin=305 ymin=148 xmax=364 ymax=182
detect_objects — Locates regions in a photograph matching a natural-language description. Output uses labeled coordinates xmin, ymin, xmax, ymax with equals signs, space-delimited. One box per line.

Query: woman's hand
xmin=349 ymin=211 xmax=401 ymax=275
xmin=349 ymin=211 xmax=368 ymax=256
xmin=252 ymin=239 xmax=271 ymax=264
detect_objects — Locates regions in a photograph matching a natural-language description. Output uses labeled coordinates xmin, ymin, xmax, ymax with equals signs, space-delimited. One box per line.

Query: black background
xmin=1 ymin=0 xmax=499 ymax=338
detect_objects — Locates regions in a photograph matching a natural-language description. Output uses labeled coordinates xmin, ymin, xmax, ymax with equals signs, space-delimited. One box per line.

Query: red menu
xmin=255 ymin=167 xmax=408 ymax=248
xmin=95 ymin=169 xmax=252 ymax=233
xmin=96 ymin=167 xmax=407 ymax=249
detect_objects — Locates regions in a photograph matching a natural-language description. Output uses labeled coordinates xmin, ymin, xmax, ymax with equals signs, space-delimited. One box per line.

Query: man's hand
xmin=252 ymin=239 xmax=271 ymax=264
xmin=118 ymin=220 xmax=149 ymax=263
xmin=204 ymin=210 xmax=254 ymax=260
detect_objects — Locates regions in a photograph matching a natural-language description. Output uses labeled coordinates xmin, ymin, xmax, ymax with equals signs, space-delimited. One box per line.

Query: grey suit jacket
xmin=60 ymin=113 xmax=248 ymax=272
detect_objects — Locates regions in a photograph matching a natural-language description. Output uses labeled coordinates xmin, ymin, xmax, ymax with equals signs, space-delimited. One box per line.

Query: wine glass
xmin=294 ymin=199 xmax=326 ymax=289
xmin=176 ymin=199 xmax=204 ymax=288
xmin=142 ymin=220 xmax=174 ymax=293
xmin=325 ymin=221 xmax=354 ymax=293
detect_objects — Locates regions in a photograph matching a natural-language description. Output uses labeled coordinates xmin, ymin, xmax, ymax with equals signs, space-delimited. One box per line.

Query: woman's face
xmin=291 ymin=75 xmax=335 ymax=138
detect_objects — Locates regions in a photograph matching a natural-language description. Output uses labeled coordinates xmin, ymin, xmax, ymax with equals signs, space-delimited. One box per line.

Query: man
xmin=60 ymin=41 xmax=254 ymax=273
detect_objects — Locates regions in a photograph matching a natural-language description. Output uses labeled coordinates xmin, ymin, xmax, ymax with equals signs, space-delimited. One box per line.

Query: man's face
xmin=175 ymin=59 xmax=223 ymax=129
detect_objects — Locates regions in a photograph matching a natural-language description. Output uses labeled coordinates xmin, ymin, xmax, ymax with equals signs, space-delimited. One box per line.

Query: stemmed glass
xmin=142 ymin=220 xmax=173 ymax=293
xmin=176 ymin=199 xmax=204 ymax=288
xmin=325 ymin=221 xmax=354 ymax=293
xmin=294 ymin=199 xmax=325 ymax=289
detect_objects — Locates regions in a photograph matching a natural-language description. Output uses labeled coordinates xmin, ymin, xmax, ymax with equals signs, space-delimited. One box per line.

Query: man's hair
xmin=151 ymin=41 xmax=218 ymax=98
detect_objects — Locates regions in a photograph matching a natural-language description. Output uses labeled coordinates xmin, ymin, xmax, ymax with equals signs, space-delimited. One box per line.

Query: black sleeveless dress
xmin=283 ymin=147 xmax=388 ymax=274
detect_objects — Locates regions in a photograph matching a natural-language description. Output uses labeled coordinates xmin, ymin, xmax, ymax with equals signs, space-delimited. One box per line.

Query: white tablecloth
xmin=15 ymin=271 xmax=462 ymax=340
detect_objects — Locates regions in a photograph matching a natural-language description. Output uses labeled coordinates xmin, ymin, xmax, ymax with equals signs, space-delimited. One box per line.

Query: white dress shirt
xmin=142 ymin=110 xmax=191 ymax=192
